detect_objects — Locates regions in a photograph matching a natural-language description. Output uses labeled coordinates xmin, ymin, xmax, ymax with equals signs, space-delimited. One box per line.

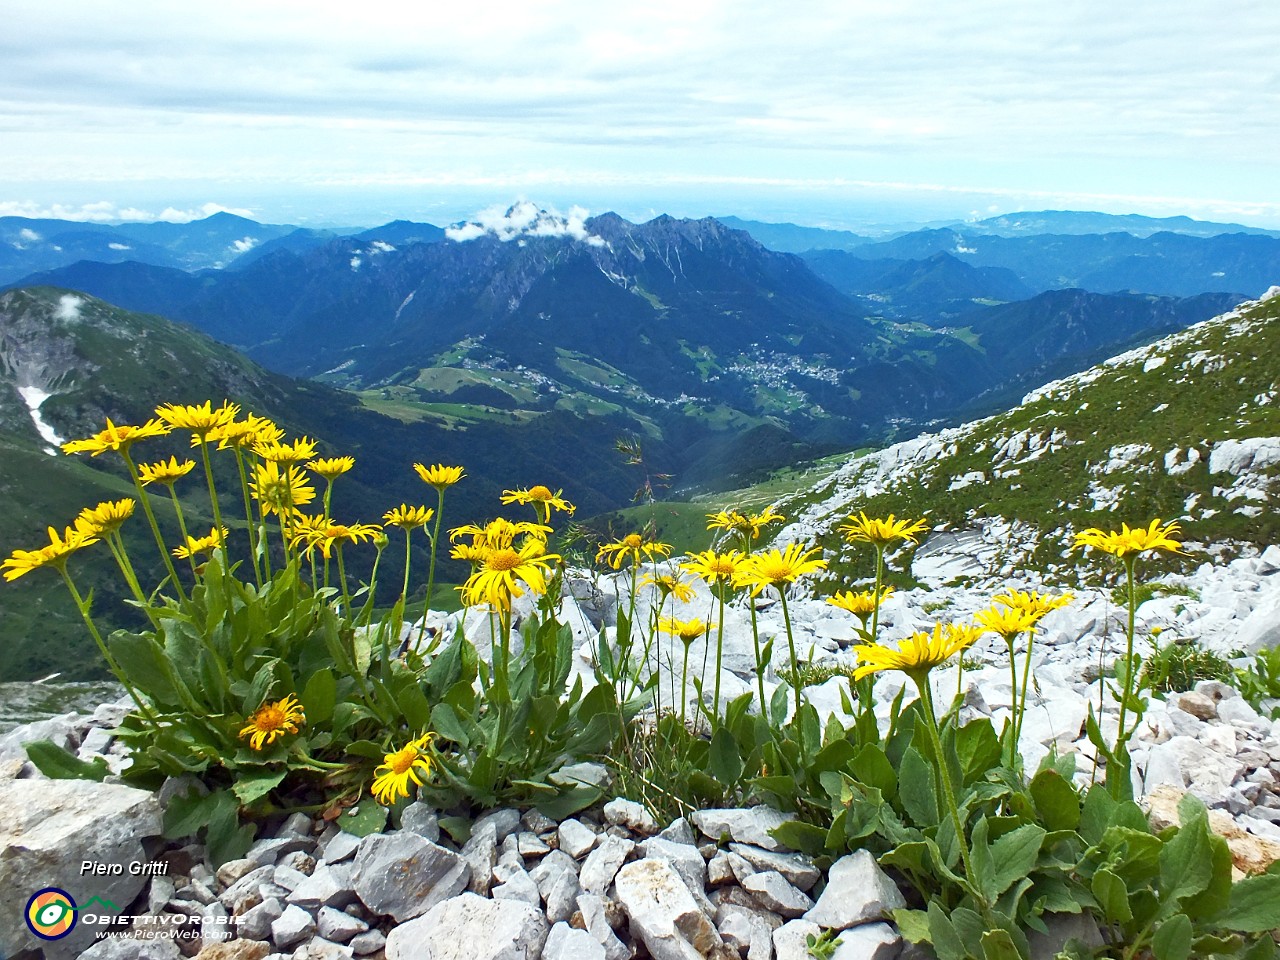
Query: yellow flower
xmin=450 ymin=517 xmax=550 ymax=548
xmin=992 ymin=589 xmax=1074 ymax=622
xmin=138 ymin=456 xmax=197 ymax=486
xmin=414 ymin=463 xmax=466 ymax=490
xmin=706 ymin=507 xmax=785 ymax=541
xmin=827 ymin=586 xmax=895 ymax=619
xmin=255 ymin=437 xmax=319 ymax=464
xmin=680 ymin=549 xmax=746 ymax=585
xmin=852 ymin=622 xmax=982 ymax=681
xmin=974 ymin=605 xmax=1038 ymax=641
xmin=61 ymin=417 xmax=170 ymax=456
xmin=2 ymin=525 xmax=100 ymax=581
xmin=501 ymin=484 xmax=576 ymax=523
xmin=250 ymin=461 xmax=316 ymax=516
xmin=173 ymin=526 xmax=229 ymax=560
xmin=383 ymin=505 xmax=434 ymax=530
xmin=291 ymin=521 xmax=382 ymax=559
xmin=75 ymin=499 xmax=136 ymax=536
xmin=371 ymin=733 xmax=435 ymax=805
xmin=838 ymin=512 xmax=929 ymax=548
xmin=307 ymin=456 xmax=355 ymax=481
xmin=641 ymin=572 xmax=696 ymax=604
xmin=450 ymin=540 xmax=490 ymax=565
xmin=734 ymin=544 xmax=827 ymax=596
xmin=238 ymin=694 xmax=305 ymax=750
xmin=155 ymin=400 xmax=240 ymax=440
xmin=660 ymin=616 xmax=710 ymax=644
xmin=461 ymin=539 xmax=559 ymax=611
xmin=595 ymin=533 xmax=673 ymax=570
xmin=1074 ymin=520 xmax=1185 ymax=560
xmin=211 ymin=414 xmax=283 ymax=450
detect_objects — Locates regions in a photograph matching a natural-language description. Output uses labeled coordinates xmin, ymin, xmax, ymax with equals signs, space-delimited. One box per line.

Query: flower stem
xmin=122 ymin=452 xmax=185 ymax=601
xmin=233 ymin=450 xmax=263 ymax=586
xmin=779 ymin=590 xmax=801 ymax=723
xmin=419 ymin=492 xmax=446 ymax=645
xmin=198 ymin=440 xmax=223 ymax=536
xmin=166 ymin=486 xmax=196 ymax=577
xmin=1115 ymin=557 xmax=1139 ymax=753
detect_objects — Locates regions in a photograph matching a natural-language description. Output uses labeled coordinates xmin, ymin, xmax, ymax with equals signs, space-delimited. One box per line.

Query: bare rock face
xmin=0 ymin=778 xmax=162 ymax=960
xmin=614 ymin=858 xmax=733 ymax=960
xmin=384 ymin=892 xmax=549 ymax=960
xmin=351 ymin=833 xmax=470 ymax=922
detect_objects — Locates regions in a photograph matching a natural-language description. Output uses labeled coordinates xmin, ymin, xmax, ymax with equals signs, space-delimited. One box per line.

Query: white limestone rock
xmin=384 ymin=892 xmax=549 ymax=960
xmin=615 ymin=858 xmax=727 ymax=960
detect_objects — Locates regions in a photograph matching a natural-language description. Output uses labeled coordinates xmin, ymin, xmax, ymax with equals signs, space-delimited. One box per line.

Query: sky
xmin=2 ymin=1 xmax=1278 ymax=230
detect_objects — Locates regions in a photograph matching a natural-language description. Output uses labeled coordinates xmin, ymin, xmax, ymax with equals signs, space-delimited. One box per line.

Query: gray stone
xmin=544 ymin=920 xmax=607 ymax=960
xmin=291 ymin=939 xmax=354 ymax=960
xmin=320 ymin=831 xmax=362 ymax=864
xmin=401 ymin=802 xmax=441 ymax=842
xmin=730 ymin=843 xmax=821 ymax=891
xmin=691 ymin=806 xmax=797 ymax=852
xmin=604 ymin=797 xmax=660 ymax=835
xmin=522 ymin=807 xmax=559 ymax=834
xmin=220 ymin=865 xmax=276 ymax=913
xmin=200 ymin=900 xmax=235 ymax=944
xmin=544 ymin=866 xmax=582 ymax=923
xmin=577 ymin=893 xmax=631 ymax=960
xmin=558 ymin=818 xmax=600 ymax=859
xmin=461 ymin=820 xmax=499 ymax=895
xmin=352 ymin=832 xmax=470 ymax=921
xmin=515 ymin=830 xmax=551 ymax=857
xmin=316 ymin=904 xmax=369 ymax=942
xmin=474 ymin=807 xmax=523 ymax=842
xmin=0 ymin=778 xmax=162 ymax=960
xmin=288 ymin=863 xmax=356 ymax=910
xmin=236 ymin=896 xmax=284 ymax=940
xmin=773 ymin=919 xmax=824 ymax=960
xmin=278 ymin=812 xmax=316 ymax=840
xmin=1027 ymin=912 xmax=1105 ymax=960
xmin=247 ymin=835 xmax=313 ymax=866
xmin=272 ymin=904 xmax=317 ymax=950
xmin=717 ymin=903 xmax=777 ymax=960
xmin=636 ymin=836 xmax=713 ymax=912
xmin=530 ymin=848 xmax=580 ymax=888
xmin=492 ymin=868 xmax=542 ymax=907
xmin=615 ymin=858 xmax=727 ymax=960
xmin=218 ymin=857 xmax=262 ymax=888
xmin=273 ymin=865 xmax=311 ymax=891
xmin=1175 ymin=691 xmax=1218 ymax=720
xmin=742 ymin=871 xmax=814 ymax=918
xmin=708 ymin=851 xmax=738 ymax=886
xmin=550 ymin=760 xmax=613 ymax=789
xmin=803 ymin=850 xmax=906 ymax=928
xmin=658 ymin=817 xmax=697 ymax=846
xmin=150 ymin=875 xmax=176 ymax=913
xmin=579 ymin=834 xmax=635 ymax=894
xmin=349 ymin=928 xmax=387 ymax=956
xmin=0 ymin=712 xmax=79 ymax=764
xmin=79 ymin=935 xmax=182 ymax=959
xmin=830 ymin=922 xmax=902 ymax=960
xmin=384 ymin=892 xmax=549 ymax=960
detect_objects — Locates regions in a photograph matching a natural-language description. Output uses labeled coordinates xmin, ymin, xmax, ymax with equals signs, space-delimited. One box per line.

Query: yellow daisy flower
xmin=1074 ymin=520 xmax=1185 ymax=559
xmin=306 ymin=456 xmax=355 ymax=481
xmin=826 ymin=586 xmax=895 ymax=620
xmin=291 ymin=521 xmax=382 ymax=559
xmin=371 ymin=733 xmax=435 ymax=805
xmin=734 ymin=544 xmax=827 ymax=596
xmin=641 ymin=572 xmax=696 ymax=604
xmin=449 ymin=517 xmax=550 ymax=548
xmin=501 ymin=484 xmax=576 ymax=524
xmin=706 ymin=507 xmax=785 ymax=541
xmin=61 ymin=417 xmax=170 ymax=456
xmin=383 ymin=505 xmax=434 ymax=530
xmin=838 ymin=512 xmax=929 ymax=548
xmin=238 ymin=694 xmax=305 ymax=750
xmin=210 ymin=414 xmax=283 ymax=450
xmin=659 ymin=616 xmax=710 ymax=644
xmin=595 ymin=533 xmax=673 ymax=570
xmin=250 ymin=461 xmax=316 ymax=516
xmin=2 ymin=525 xmax=100 ymax=581
xmin=254 ymin=437 xmax=319 ymax=464
xmin=155 ymin=400 xmax=240 ymax=440
xmin=138 ymin=456 xmax=197 ymax=486
xmin=414 ymin=463 xmax=466 ymax=490
xmin=450 ymin=540 xmax=490 ymax=565
xmin=461 ymin=539 xmax=560 ymax=611
xmin=991 ymin=589 xmax=1074 ymax=622
xmin=680 ymin=549 xmax=746 ymax=585
xmin=173 ymin=526 xmax=229 ymax=560
xmin=974 ymin=605 xmax=1038 ymax=641
xmin=75 ymin=498 xmax=136 ymax=536
xmin=852 ymin=622 xmax=982 ymax=681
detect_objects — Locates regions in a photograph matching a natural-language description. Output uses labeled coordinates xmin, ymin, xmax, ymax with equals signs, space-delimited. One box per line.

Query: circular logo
xmin=25 ymin=887 xmax=77 ymax=940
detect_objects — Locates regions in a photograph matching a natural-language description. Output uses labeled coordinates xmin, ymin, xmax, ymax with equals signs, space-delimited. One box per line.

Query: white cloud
xmin=446 ymin=200 xmax=605 ymax=245
xmin=53 ymin=294 xmax=84 ymax=321
xmin=368 ymin=240 xmax=395 ymax=253
xmin=0 ymin=200 xmax=255 ymax=223
xmin=18 ymin=228 xmax=41 ymax=242
xmin=230 ymin=236 xmax=257 ymax=253
xmin=108 ymin=242 xmax=131 ymax=250
xmin=349 ymin=255 xmax=362 ymax=270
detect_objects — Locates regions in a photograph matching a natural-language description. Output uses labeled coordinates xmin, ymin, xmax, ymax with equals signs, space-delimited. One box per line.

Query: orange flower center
xmin=709 ymin=558 xmax=737 ymax=576
xmin=623 ymin=533 xmax=643 ymax=548
xmin=487 ymin=548 xmax=522 ymax=571
xmin=529 ymin=485 xmax=553 ymax=501
xmin=387 ymin=746 xmax=418 ymax=775
xmin=253 ymin=704 xmax=286 ymax=732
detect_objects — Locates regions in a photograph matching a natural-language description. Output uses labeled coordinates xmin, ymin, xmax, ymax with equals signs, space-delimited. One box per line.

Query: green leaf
xmin=205 ymin=791 xmax=254 ymax=867
xmin=430 ymin=703 xmax=473 ymax=749
xmin=396 ymin=683 xmax=432 ymax=732
xmin=24 ymin=740 xmax=109 ymax=781
xmin=989 ymin=823 xmax=1047 ymax=898
xmin=927 ymin=901 xmax=967 ymax=960
xmin=850 ymin=742 xmax=897 ymax=796
xmin=1216 ymin=874 xmax=1280 ymax=933
xmin=231 ymin=767 xmax=287 ymax=805
xmin=536 ymin=785 xmax=602 ymax=821
xmin=709 ymin=727 xmax=744 ymax=785
xmin=1079 ymin=783 xmax=1116 ymax=845
xmin=981 ymin=929 xmax=1023 ymax=960
xmin=769 ymin=820 xmax=829 ymax=856
xmin=1159 ymin=800 xmax=1213 ymax=905
xmin=1092 ymin=868 xmax=1133 ymax=924
xmin=110 ymin=630 xmax=184 ymax=707
xmin=899 ymin=747 xmax=939 ymax=826
xmin=1151 ymin=914 xmax=1192 ymax=960
xmin=340 ymin=802 xmax=389 ymax=838
xmin=892 ymin=908 xmax=931 ymax=944
xmin=1030 ymin=768 xmax=1081 ymax=832
xmin=300 ymin=669 xmax=336 ymax=726
xmin=956 ymin=718 xmax=1002 ymax=785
